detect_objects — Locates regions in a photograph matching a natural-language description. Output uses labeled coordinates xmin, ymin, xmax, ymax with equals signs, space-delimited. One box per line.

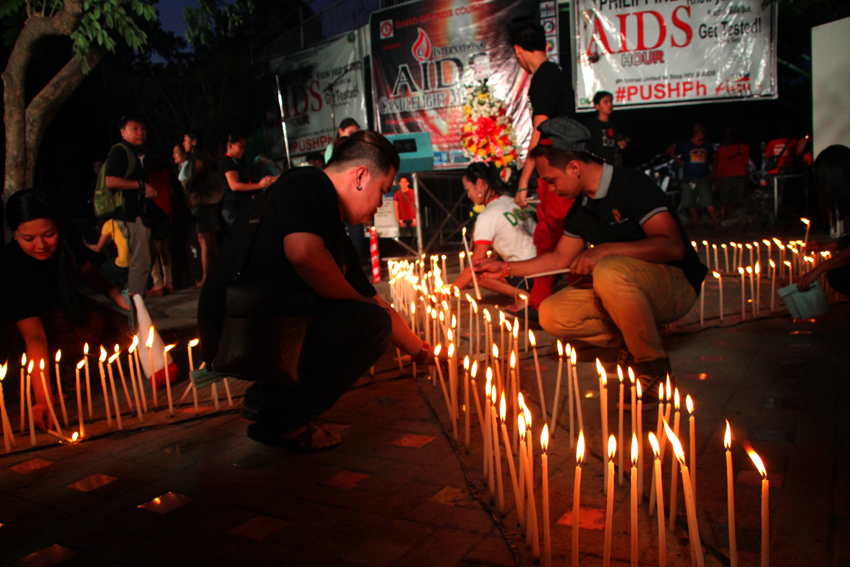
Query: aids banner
xmin=268 ymin=31 xmax=368 ymax=156
xmin=572 ymin=0 xmax=777 ymax=111
xmin=370 ymin=0 xmax=544 ymax=168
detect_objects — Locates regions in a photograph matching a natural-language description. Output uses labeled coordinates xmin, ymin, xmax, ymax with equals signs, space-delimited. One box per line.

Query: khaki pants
xmin=538 ymin=256 xmax=697 ymax=362
xmin=117 ymin=218 xmax=152 ymax=296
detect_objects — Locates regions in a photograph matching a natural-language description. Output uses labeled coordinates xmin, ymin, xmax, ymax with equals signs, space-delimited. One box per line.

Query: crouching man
xmin=199 ymin=131 xmax=440 ymax=450
xmin=476 ymin=117 xmax=706 ymax=402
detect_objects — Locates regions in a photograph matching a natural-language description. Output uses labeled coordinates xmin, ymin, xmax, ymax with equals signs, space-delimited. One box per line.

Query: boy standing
xmin=668 ymin=123 xmax=721 ymax=232
xmin=584 ymin=90 xmax=627 ymax=165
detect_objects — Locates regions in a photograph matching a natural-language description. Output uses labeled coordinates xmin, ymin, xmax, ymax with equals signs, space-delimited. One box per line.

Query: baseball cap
xmin=537 ymin=117 xmax=592 ymax=152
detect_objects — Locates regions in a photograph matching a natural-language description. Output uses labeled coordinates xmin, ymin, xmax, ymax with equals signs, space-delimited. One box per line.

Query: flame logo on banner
xmin=412 ymin=28 xmax=432 ymax=62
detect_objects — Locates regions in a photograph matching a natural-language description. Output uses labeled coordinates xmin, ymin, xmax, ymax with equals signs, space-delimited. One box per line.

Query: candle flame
xmin=114 ymin=344 xmax=120 ymax=354
xmin=702 ymin=239 xmax=708 ymax=246
xmin=745 ymin=243 xmax=752 ymax=250
xmin=659 ymin=382 xmax=664 ymax=401
xmin=500 ymin=393 xmax=506 ymax=422
xmin=164 ymin=344 xmax=176 ymax=353
xmin=22 ymin=353 xmax=27 ymax=366
xmin=769 ymin=259 xmax=775 ymax=268
xmin=755 ymin=262 xmax=760 ymax=274
xmin=505 ymin=320 xmax=512 ymax=333
xmin=83 ymin=344 xmax=88 ymax=355
xmin=433 ymin=344 xmax=442 ymax=356
xmin=528 ymin=330 xmax=536 ymax=347
xmin=510 ymin=351 xmax=516 ymax=369
xmin=665 ymin=376 xmax=671 ymax=401
xmin=686 ymin=394 xmax=694 ymax=415
xmin=471 ymin=360 xmax=478 ymax=378
xmin=441 ymin=300 xmax=448 ymax=311
xmin=600 ymin=366 xmax=607 ymax=386
xmin=129 ymin=336 xmax=139 ymax=353
xmin=724 ymin=420 xmax=732 ymax=450
xmin=513 ymin=322 xmax=519 ymax=339
xmin=485 ymin=369 xmax=492 ymax=395
xmin=189 ymin=339 xmax=199 ymax=347
xmin=463 ymin=356 xmax=469 ymax=370
xmin=746 ymin=266 xmax=752 ymax=274
xmin=483 ymin=309 xmax=491 ymax=323
xmin=462 ymin=227 xmax=467 ymax=237
xmin=451 ymin=315 xmax=456 ymax=329
xmin=108 ymin=352 xmax=119 ymax=364
xmin=518 ymin=414 xmax=526 ymax=439
xmin=631 ymin=433 xmax=638 ymax=466
xmin=663 ymin=420 xmax=686 ymax=465
xmin=146 ymin=326 xmax=154 ymax=348
xmin=674 ymin=388 xmax=680 ymax=410
xmin=576 ymin=431 xmax=585 ymax=464
xmin=99 ymin=346 xmax=106 ymax=362
xmin=448 ymin=343 xmax=455 ymax=358
xmin=784 ymin=260 xmax=792 ymax=268
xmin=617 ymin=365 xmax=624 ymax=383
xmin=636 ymin=380 xmax=642 ymax=399
xmin=763 ymin=239 xmax=771 ymax=246
xmin=0 ymin=364 xmax=6 ymax=380
xmin=738 ymin=266 xmax=745 ymax=275
xmin=608 ymin=435 xmax=617 ymax=460
xmin=524 ymin=406 xmax=532 ymax=429
xmin=27 ymin=360 xmax=33 ymax=374
xmin=713 ymin=271 xmax=721 ymax=279
xmin=712 ymin=243 xmax=717 ymax=250
xmin=39 ymin=359 xmax=44 ymax=371
xmin=722 ymin=243 xmax=727 ymax=249
xmin=541 ymin=424 xmax=549 ymax=452
xmin=748 ymin=449 xmax=767 ymax=478
xmin=439 ymin=311 xmax=445 ymax=323
xmin=628 ymin=367 xmax=635 ymax=385
xmin=472 ymin=300 xmax=478 ymax=314
xmin=492 ymin=344 xmax=498 ymax=358
xmin=499 ymin=311 xmax=505 ymax=324
xmin=55 ymin=350 xmax=61 ymax=363
xmin=77 ymin=360 xmax=85 ymax=370
xmin=801 ymin=217 xmax=810 ymax=226
xmin=491 ymin=384 xmax=497 ymax=405
xmin=570 ymin=348 xmax=576 ymax=365
xmin=557 ymin=340 xmax=563 ymax=357
xmin=71 ymin=431 xmax=79 ymax=442
xmin=648 ymin=432 xmax=660 ymax=458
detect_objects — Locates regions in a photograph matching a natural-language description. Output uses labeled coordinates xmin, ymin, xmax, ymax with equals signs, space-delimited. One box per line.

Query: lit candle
xmin=597 ymin=361 xmax=609 ymax=495
xmin=748 ymin=449 xmax=769 ymax=567
xmin=0 ymin=364 xmax=14 ymax=452
xmin=617 ymin=366 xmax=625 ymax=486
xmin=83 ymin=344 xmax=92 ymax=419
xmin=769 ymin=260 xmax=776 ymax=312
xmin=146 ymin=327 xmax=157 ymax=409
xmin=461 ymin=227 xmax=481 ymax=300
xmin=754 ymin=240 xmax=761 ymax=267
xmin=571 ymin=348 xmax=583 ymax=435
xmin=470 ymin=361 xmax=484 ymax=435
xmin=75 ymin=360 xmax=85 ymax=438
xmin=665 ymin=422 xmax=705 ymax=567
xmin=132 ymin=341 xmax=146 ymax=414
xmin=784 ymin=260 xmax=793 ymax=285
xmin=738 ymin=243 xmax=744 ymax=270
xmin=483 ymin=309 xmax=491 ymax=368
xmin=459 ymin=251 xmax=465 ymax=276
xmin=763 ymin=239 xmax=772 ymax=275
xmin=572 ymin=431 xmax=584 ymax=567
xmin=106 ymin=353 xmax=122 ymax=430
xmin=184 ymin=338 xmax=199 ymax=415
xmin=464 ymin=356 xmax=470 ymax=450
xmin=755 ymin=262 xmax=761 ymax=316
xmin=747 ymin=266 xmax=755 ymax=316
xmin=163 ymin=344 xmax=176 ymax=416
xmin=702 ymin=240 xmax=710 ymax=269
xmin=54 ymin=351 xmax=68 ymax=428
xmin=39 ymin=359 xmax=63 ymax=437
xmin=669 ymin=389 xmax=681 ymax=533
xmin=713 ymin=244 xmax=719 ymax=272
xmin=510 ymin=352 xmax=518 ymax=452
xmin=552 ymin=341 xmax=565 ymax=440
xmin=541 ymin=424 xmax=551 ymax=567
xmin=19 ymin=353 xmax=26 ymax=434
xmin=26 ymin=361 xmax=36 ymax=446
xmin=630 ymin=433 xmax=639 ymax=567
xmin=714 ymin=272 xmax=724 ymax=321
xmin=518 ymin=413 xmax=528 ymax=535
xmin=484 ymin=369 xmax=493 ymax=489
xmin=603 ymin=435 xmax=616 ymax=567
xmin=739 ymin=267 xmax=746 ymax=319
xmin=441 ymin=254 xmax=447 ymax=283
xmin=500 ymin=394 xmax=521 ymax=523
xmin=801 ymin=217 xmax=811 ymax=247
xmin=725 ymin=421 xmax=738 ymax=567
xmin=746 ymin=243 xmax=753 ymax=267
xmin=499 ymin=311 xmax=506 ymax=383
xmin=433 ymin=345 xmax=453 ymax=425
xmin=722 ymin=243 xmax=729 ymax=272
xmin=648 ymin=433 xmax=667 ymax=567
xmin=466 ymin=294 xmax=473 ymax=360
xmin=449 ymin=342 xmax=459 ymax=440
xmin=492 ymin=387 xmax=505 ymax=516
xmin=491 ymin=343 xmax=502 ymax=399
xmin=700 ymin=279 xmax=705 ymax=327
xmin=687 ymin=395 xmax=696 ymax=499
xmin=113 ymin=345 xmax=132 ymax=414
xmin=525 ymin=410 xmax=539 ymax=559
xmin=649 ymin=382 xmax=665 ymax=517
xmin=528 ymin=330 xmax=548 ymax=424
xmin=628 ymin=368 xmax=636 ymax=453
xmin=730 ymin=241 xmax=737 ymax=270
xmin=636 ymin=380 xmax=644 ymax=504
xmin=97 ymin=347 xmax=112 ymax=427
xmin=520 ymin=293 xmax=529 ymax=352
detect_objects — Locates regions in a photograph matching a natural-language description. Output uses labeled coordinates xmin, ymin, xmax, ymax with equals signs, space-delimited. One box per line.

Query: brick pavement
xmin=1 ymin=244 xmax=848 ymax=566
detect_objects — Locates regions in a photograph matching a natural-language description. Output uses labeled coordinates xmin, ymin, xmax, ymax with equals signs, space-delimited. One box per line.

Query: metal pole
xmin=413 ymin=172 xmax=424 ymax=257
xmin=274 ymin=75 xmax=292 ymax=170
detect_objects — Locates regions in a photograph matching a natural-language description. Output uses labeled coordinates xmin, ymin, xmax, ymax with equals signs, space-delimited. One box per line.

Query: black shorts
xmin=192 ymin=204 xmax=221 ymax=233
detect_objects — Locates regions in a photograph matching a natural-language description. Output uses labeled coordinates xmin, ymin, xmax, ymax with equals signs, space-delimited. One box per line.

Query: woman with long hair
xmin=1 ymin=190 xmax=130 ymax=429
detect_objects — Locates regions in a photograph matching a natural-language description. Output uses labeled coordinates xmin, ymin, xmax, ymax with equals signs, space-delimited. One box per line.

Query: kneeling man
xmin=478 ymin=117 xmax=706 ymax=400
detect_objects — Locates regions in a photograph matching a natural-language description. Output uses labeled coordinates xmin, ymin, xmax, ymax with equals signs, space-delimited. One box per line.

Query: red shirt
xmin=765 ymin=138 xmax=797 ymax=174
xmin=715 ymin=143 xmax=749 ymax=177
xmin=394 ymin=189 xmax=416 ymax=221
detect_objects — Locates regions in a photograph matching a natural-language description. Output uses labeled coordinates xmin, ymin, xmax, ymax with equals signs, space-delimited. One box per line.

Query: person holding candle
xmin=0 ymin=190 xmax=130 ymax=430
xmin=475 ymin=117 xmax=707 ymax=404
xmin=797 ymin=145 xmax=850 ymax=296
xmin=451 ymin=162 xmax=538 ymax=315
xmin=198 ymin=131 xmax=444 ymax=451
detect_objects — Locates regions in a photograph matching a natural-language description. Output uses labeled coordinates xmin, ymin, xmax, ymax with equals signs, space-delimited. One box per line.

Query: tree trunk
xmin=1 ymin=0 xmax=84 ymax=203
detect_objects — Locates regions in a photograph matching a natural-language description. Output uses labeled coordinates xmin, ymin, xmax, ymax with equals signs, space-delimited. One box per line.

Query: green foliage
xmin=184 ymin=0 xmax=259 ymax=47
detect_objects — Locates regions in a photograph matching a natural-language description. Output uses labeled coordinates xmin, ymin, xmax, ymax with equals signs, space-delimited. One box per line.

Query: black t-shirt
xmin=528 ymin=61 xmax=572 ymax=119
xmin=220 ymin=155 xmax=256 ymax=215
xmin=0 ymin=230 xmax=89 ymax=324
xmin=563 ymin=165 xmax=707 ymax=292
xmin=584 ymin=116 xmax=623 ymax=164
xmin=198 ymin=167 xmax=376 ymax=363
xmin=103 ymin=140 xmax=146 ymax=220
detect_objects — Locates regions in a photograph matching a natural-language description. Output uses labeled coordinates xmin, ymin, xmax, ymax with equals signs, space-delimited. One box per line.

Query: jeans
xmin=257 ymin=299 xmax=392 ymax=433
xmin=538 ymin=256 xmax=697 ymax=362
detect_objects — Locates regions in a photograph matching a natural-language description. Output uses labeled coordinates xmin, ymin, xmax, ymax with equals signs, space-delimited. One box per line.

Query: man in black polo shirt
xmin=477 ymin=117 xmax=706 ymax=397
xmin=104 ymin=115 xmax=158 ymax=296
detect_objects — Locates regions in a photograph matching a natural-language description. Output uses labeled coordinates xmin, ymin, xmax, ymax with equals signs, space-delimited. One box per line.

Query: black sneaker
xmin=241 ymin=383 xmax=264 ymax=421
xmin=632 ymin=358 xmax=673 ymax=410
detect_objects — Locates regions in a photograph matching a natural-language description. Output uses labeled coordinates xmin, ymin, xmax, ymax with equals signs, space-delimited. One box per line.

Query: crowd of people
xmin=1 ymin=19 xmax=846 ymax=449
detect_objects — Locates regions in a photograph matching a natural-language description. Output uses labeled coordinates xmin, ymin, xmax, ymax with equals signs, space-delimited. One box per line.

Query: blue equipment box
xmin=385 ymin=132 xmax=434 ymax=174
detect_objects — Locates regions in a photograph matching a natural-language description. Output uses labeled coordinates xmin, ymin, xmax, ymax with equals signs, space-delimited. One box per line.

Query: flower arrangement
xmin=461 ymin=80 xmax=519 ymax=186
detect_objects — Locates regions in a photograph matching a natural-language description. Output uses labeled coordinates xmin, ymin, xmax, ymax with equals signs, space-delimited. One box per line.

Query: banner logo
xmin=380 ymin=20 xmax=394 ymax=39
xmin=412 ymin=28 xmax=432 ymax=61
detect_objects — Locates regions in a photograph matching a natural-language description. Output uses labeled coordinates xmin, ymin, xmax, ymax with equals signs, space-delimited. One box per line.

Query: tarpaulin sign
xmin=370 ymin=0 xmax=542 ymax=168
xmin=571 ymin=0 xmax=777 ymax=111
xmin=268 ymin=31 xmax=368 ymax=156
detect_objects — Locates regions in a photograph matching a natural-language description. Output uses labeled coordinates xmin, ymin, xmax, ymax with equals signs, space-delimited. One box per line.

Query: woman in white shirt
xmin=452 ymin=162 xmax=537 ymax=309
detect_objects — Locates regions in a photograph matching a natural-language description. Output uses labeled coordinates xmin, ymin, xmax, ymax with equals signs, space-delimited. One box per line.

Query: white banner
xmin=571 ymin=0 xmax=777 ymax=111
xmin=268 ymin=31 xmax=368 ymax=156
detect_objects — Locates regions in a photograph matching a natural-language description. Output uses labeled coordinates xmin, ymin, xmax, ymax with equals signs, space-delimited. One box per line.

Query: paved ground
xmin=1 ymin=231 xmax=848 ymax=567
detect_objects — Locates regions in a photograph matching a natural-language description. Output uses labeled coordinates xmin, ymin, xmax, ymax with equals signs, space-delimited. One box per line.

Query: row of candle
xmin=0 ymin=328 xmax=231 ymax=451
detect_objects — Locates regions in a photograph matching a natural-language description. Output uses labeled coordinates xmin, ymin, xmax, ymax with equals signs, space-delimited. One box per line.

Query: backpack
xmin=93 ymin=143 xmax=136 ymax=220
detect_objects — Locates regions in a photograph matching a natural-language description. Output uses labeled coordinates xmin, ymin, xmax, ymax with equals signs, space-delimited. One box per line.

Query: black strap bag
xmin=212 ymin=182 xmax=312 ymax=384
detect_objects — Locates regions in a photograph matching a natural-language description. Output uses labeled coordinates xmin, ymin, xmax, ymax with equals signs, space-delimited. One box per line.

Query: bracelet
xmin=413 ymin=342 xmax=432 ymax=364
xmin=502 ymin=261 xmax=509 ymax=278
xmin=517 ymin=187 xmax=528 ymax=192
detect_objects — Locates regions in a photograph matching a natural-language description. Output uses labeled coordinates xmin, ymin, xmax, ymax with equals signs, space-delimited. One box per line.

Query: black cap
xmin=537 ymin=117 xmax=592 ymax=152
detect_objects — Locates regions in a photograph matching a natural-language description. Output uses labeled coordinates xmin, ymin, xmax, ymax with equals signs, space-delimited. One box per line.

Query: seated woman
xmin=452 ymin=162 xmax=537 ymax=310
xmin=1 ymin=190 xmax=129 ymax=429
xmin=798 ymin=145 xmax=850 ymax=295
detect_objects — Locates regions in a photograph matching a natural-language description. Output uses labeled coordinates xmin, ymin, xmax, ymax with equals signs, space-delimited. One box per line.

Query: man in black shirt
xmin=509 ymin=20 xmax=575 ymax=317
xmin=584 ymin=91 xmax=627 ymax=165
xmin=103 ymin=115 xmax=158 ymax=296
xmin=478 ymin=117 xmax=706 ymax=399
xmin=199 ymin=130 xmax=442 ymax=450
